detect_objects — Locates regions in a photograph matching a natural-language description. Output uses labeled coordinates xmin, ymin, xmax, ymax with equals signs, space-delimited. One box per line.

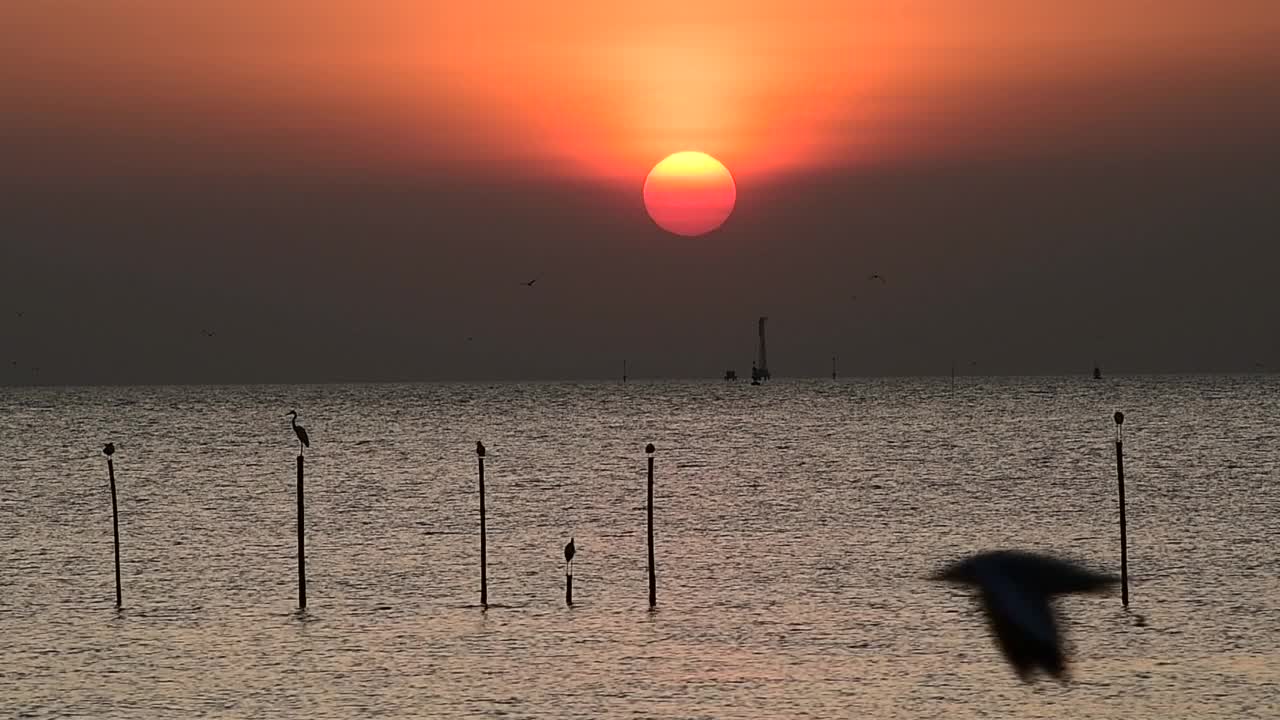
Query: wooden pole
xmin=565 ymin=572 xmax=573 ymax=606
xmin=646 ymin=443 xmax=656 ymax=609
xmin=107 ymin=456 xmax=122 ymax=608
xmin=1114 ymin=411 xmax=1129 ymax=607
xmin=297 ymin=454 xmax=307 ymax=609
xmin=477 ymin=441 xmax=488 ymax=609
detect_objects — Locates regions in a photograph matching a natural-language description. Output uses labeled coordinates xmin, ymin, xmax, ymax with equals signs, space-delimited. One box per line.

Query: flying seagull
xmin=932 ymin=550 xmax=1116 ymax=682
xmin=521 ymin=275 xmax=542 ymax=287
xmin=868 ymin=273 xmax=886 ymax=284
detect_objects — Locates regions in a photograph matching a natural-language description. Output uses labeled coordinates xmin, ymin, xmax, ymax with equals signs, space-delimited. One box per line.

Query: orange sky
xmin=4 ymin=1 xmax=1279 ymax=182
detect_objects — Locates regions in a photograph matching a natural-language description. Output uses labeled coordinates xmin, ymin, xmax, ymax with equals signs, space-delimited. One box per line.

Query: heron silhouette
xmin=286 ymin=411 xmax=310 ymax=454
xmin=933 ymin=550 xmax=1116 ymax=682
xmin=564 ymin=538 xmax=576 ymax=574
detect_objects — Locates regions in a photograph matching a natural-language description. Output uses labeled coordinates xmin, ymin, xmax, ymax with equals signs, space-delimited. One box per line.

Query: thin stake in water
xmin=477 ymin=440 xmax=488 ymax=609
xmin=646 ymin=443 xmax=657 ymax=609
xmin=1114 ymin=410 xmax=1129 ymax=607
xmin=104 ymin=443 xmax=122 ymax=608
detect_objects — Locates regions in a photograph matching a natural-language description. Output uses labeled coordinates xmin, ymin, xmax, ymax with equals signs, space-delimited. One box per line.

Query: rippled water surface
xmin=2 ymin=377 xmax=1278 ymax=718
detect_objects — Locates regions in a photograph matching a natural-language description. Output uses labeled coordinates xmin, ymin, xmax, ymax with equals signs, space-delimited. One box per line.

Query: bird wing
xmin=976 ymin=571 xmax=1064 ymax=679
xmin=1001 ymin=551 xmax=1117 ymax=595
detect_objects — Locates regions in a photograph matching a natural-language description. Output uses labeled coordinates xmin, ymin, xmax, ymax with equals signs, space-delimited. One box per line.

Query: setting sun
xmin=642 ymin=151 xmax=737 ymax=237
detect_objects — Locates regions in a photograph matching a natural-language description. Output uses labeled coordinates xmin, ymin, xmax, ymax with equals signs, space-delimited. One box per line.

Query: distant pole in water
xmin=564 ymin=537 xmax=576 ymax=606
xmin=951 ymin=359 xmax=956 ymax=393
xmin=622 ymin=359 xmax=628 ymax=383
xmin=1114 ymin=411 xmax=1129 ymax=607
xmin=104 ymin=443 xmax=122 ymax=608
xmin=476 ymin=440 xmax=488 ymax=609
xmin=646 ymin=443 xmax=657 ymax=609
xmin=832 ymin=355 xmax=837 ymax=380
xmin=296 ymin=452 xmax=307 ymax=609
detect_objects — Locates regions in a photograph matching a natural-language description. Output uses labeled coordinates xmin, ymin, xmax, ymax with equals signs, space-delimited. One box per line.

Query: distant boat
xmin=723 ymin=370 xmax=737 ymax=381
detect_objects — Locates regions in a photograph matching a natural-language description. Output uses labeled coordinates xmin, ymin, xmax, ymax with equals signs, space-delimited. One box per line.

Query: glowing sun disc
xmin=643 ymin=152 xmax=737 ymax=237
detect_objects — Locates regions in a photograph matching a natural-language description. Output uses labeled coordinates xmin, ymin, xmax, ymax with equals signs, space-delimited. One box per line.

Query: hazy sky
xmin=3 ymin=1 xmax=1278 ymax=384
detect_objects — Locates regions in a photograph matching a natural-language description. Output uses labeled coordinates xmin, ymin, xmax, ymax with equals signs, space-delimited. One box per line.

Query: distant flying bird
xmin=868 ymin=273 xmax=886 ymax=284
xmin=286 ymin=410 xmax=310 ymax=453
xmin=932 ymin=550 xmax=1116 ymax=682
xmin=521 ymin=275 xmax=542 ymax=287
xmin=200 ymin=329 xmax=216 ymax=338
xmin=564 ymin=537 xmax=576 ymax=573
xmin=103 ymin=442 xmax=115 ymax=456
xmin=476 ymin=440 xmax=486 ymax=457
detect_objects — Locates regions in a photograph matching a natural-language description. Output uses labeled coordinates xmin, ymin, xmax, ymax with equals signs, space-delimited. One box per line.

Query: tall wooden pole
xmin=646 ymin=443 xmax=656 ymax=609
xmin=1114 ymin=411 xmax=1129 ymax=607
xmin=477 ymin=441 xmax=488 ymax=609
xmin=297 ymin=454 xmax=307 ymax=609
xmin=106 ymin=448 xmax=122 ymax=609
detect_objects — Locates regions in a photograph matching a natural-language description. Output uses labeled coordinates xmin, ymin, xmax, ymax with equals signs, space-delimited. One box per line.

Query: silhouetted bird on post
xmin=286 ymin=411 xmax=310 ymax=454
xmin=103 ymin=443 xmax=115 ymax=457
xmin=564 ymin=538 xmax=575 ymax=573
xmin=475 ymin=440 xmax=486 ymax=457
xmin=932 ymin=550 xmax=1116 ymax=682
